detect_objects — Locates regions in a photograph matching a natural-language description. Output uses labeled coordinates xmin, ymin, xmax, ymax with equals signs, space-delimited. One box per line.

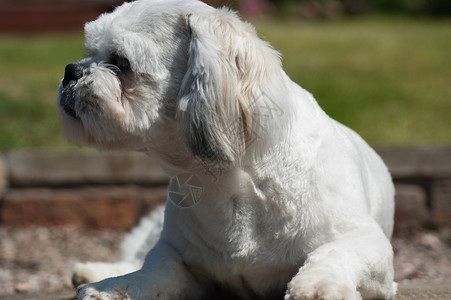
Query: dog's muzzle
xmin=60 ymin=63 xmax=83 ymax=120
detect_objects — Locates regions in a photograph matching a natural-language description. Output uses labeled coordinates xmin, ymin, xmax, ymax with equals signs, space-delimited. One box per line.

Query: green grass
xmin=256 ymin=16 xmax=451 ymax=145
xmin=0 ymin=16 xmax=450 ymax=151
xmin=0 ymin=34 xmax=85 ymax=151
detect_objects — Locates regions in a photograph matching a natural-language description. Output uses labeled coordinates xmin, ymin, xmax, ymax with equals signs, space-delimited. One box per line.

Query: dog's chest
xmin=213 ymin=262 xmax=298 ymax=300
xmin=168 ymin=169 xmax=314 ymax=297
xmin=186 ymin=242 xmax=298 ymax=300
xmin=180 ymin=194 xmax=306 ymax=298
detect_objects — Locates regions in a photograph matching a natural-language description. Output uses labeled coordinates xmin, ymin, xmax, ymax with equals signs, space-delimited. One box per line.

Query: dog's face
xmin=58 ymin=1 xmax=192 ymax=152
xmin=58 ymin=0 xmax=282 ymax=166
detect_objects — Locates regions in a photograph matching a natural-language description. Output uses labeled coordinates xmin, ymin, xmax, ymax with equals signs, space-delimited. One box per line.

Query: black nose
xmin=63 ymin=63 xmax=83 ymax=87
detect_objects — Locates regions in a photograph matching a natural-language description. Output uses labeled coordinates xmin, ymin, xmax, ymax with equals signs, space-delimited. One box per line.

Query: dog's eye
xmin=109 ymin=54 xmax=131 ymax=72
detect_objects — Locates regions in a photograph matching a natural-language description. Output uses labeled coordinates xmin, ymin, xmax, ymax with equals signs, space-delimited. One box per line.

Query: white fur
xmin=72 ymin=206 xmax=164 ymax=285
xmin=58 ymin=0 xmax=397 ymax=299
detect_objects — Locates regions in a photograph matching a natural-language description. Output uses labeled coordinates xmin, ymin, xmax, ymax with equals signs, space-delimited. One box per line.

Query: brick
xmin=1 ymin=186 xmax=167 ymax=229
xmin=432 ymin=179 xmax=451 ymax=227
xmin=394 ymin=184 xmax=429 ymax=232
xmin=0 ymin=1 xmax=123 ymax=33
xmin=7 ymin=151 xmax=169 ymax=187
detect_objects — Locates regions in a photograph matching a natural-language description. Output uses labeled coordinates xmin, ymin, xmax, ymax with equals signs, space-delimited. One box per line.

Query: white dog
xmin=58 ymin=0 xmax=397 ymax=299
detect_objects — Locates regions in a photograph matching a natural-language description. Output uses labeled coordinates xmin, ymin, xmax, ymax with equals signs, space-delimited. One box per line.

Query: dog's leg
xmin=72 ymin=261 xmax=141 ymax=286
xmin=77 ymin=242 xmax=204 ymax=300
xmin=285 ymin=225 xmax=397 ymax=300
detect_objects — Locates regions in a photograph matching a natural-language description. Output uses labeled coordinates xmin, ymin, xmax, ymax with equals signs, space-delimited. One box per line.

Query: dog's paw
xmin=76 ymin=271 xmax=186 ymax=300
xmin=76 ymin=273 xmax=166 ymax=300
xmin=72 ymin=261 xmax=140 ymax=287
xmin=77 ymin=281 xmax=139 ymax=300
xmin=285 ymin=272 xmax=361 ymax=300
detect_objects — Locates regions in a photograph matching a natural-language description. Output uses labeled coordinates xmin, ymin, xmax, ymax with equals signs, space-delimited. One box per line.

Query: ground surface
xmin=1 ymin=283 xmax=451 ymax=300
xmin=0 ymin=226 xmax=450 ymax=299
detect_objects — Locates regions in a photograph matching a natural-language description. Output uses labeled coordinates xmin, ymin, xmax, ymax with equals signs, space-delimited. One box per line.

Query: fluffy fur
xmin=57 ymin=0 xmax=397 ymax=299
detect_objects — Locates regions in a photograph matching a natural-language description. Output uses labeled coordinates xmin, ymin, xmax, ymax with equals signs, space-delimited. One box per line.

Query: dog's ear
xmin=177 ymin=9 xmax=281 ymax=164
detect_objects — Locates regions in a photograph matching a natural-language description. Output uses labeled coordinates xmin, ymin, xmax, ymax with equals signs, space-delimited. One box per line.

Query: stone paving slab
xmin=0 ymin=153 xmax=6 ymax=196
xmin=6 ymin=151 xmax=169 ymax=187
xmin=1 ymin=283 xmax=450 ymax=300
xmin=375 ymin=146 xmax=451 ymax=179
xmin=5 ymin=147 xmax=451 ymax=187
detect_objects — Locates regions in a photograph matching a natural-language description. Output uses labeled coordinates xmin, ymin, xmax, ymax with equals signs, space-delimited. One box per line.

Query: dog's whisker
xmin=104 ymin=64 xmax=121 ymax=73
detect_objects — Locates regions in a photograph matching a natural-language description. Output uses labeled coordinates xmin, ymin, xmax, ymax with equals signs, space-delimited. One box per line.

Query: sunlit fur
xmin=58 ymin=0 xmax=397 ymax=299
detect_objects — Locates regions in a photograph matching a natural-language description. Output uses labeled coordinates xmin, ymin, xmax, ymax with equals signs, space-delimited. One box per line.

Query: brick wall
xmin=0 ymin=152 xmax=168 ymax=229
xmin=377 ymin=147 xmax=451 ymax=232
xmin=0 ymin=0 xmax=125 ymax=33
xmin=0 ymin=0 xmax=235 ymax=33
xmin=1 ymin=148 xmax=450 ymax=231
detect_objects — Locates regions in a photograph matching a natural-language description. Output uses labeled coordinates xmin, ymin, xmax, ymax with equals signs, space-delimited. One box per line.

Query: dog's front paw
xmin=77 ymin=280 xmax=138 ymax=300
xmin=72 ymin=261 xmax=140 ymax=287
xmin=77 ymin=284 xmax=119 ymax=300
xmin=76 ymin=273 xmax=172 ymax=300
xmin=285 ymin=272 xmax=361 ymax=300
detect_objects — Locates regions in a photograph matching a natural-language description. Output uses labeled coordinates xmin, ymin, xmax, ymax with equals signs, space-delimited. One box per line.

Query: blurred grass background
xmin=0 ymin=16 xmax=450 ymax=151
xmin=0 ymin=35 xmax=85 ymax=150
xmin=257 ymin=16 xmax=451 ymax=145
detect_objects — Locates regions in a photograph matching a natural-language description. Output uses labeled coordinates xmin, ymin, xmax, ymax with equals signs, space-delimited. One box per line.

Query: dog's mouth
xmin=62 ymin=101 xmax=78 ymax=119
xmin=59 ymin=86 xmax=79 ymax=120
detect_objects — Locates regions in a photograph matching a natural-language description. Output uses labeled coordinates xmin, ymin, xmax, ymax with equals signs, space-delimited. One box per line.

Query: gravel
xmin=0 ymin=226 xmax=450 ymax=297
xmin=0 ymin=226 xmax=123 ymax=296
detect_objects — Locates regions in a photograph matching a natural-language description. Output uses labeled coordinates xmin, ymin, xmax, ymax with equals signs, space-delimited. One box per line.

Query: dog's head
xmin=58 ymin=0 xmax=283 ymax=167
